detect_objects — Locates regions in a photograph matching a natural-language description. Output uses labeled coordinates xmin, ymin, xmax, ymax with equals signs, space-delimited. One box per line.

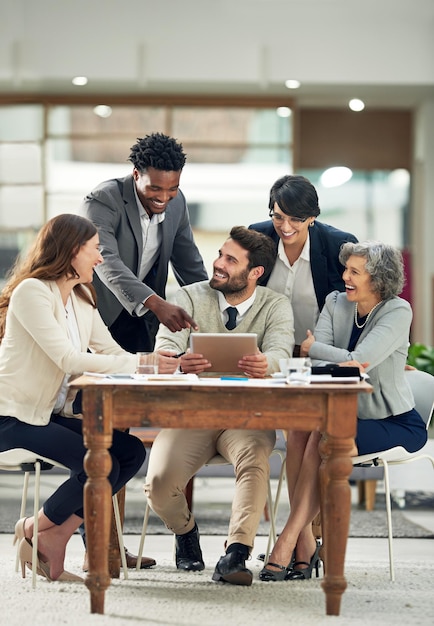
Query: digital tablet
xmin=189 ymin=333 xmax=258 ymax=373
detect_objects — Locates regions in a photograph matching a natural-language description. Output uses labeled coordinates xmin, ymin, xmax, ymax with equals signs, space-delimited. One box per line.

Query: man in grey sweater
xmin=147 ymin=226 xmax=294 ymax=586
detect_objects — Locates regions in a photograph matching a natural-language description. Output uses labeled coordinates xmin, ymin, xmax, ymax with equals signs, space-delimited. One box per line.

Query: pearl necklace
xmin=354 ymin=301 xmax=382 ymax=329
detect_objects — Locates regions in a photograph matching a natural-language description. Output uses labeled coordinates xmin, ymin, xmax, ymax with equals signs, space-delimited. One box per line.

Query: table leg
xmin=319 ymin=432 xmax=354 ymax=616
xmin=82 ymin=388 xmax=113 ymax=614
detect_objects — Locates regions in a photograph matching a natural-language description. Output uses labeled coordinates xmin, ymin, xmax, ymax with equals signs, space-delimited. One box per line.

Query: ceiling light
xmin=276 ymin=106 xmax=292 ymax=118
xmin=320 ymin=166 xmax=353 ymax=188
xmin=285 ymin=79 xmax=301 ymax=89
xmin=72 ymin=76 xmax=88 ymax=86
xmin=388 ymin=169 xmax=410 ymax=188
xmin=349 ymin=98 xmax=365 ymax=112
xmin=93 ymin=105 xmax=113 ymax=118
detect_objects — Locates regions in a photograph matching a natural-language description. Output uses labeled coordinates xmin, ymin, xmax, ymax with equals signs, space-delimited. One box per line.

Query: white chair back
xmin=405 ymin=368 xmax=434 ymax=428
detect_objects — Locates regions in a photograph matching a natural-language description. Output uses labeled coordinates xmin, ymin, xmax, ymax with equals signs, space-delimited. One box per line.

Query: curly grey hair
xmin=339 ymin=241 xmax=405 ymax=300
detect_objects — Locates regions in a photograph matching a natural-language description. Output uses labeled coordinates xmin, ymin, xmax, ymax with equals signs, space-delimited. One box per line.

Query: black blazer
xmin=248 ymin=220 xmax=358 ymax=311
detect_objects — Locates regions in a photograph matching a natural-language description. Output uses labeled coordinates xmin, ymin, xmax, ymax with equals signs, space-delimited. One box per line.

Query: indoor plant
xmin=407 ymin=343 xmax=434 ymax=376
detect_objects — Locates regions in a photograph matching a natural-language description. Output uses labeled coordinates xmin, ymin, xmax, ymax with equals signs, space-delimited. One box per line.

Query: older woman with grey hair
xmin=302 ymin=239 xmax=426 ymax=456
xmin=259 ymin=240 xmax=426 ymax=584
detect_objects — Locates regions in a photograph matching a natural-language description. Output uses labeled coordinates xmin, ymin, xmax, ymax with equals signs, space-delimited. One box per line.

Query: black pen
xmin=172 ymin=352 xmax=186 ymax=358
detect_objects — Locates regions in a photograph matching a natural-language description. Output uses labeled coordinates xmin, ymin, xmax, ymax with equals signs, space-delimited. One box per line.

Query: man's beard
xmin=209 ymin=269 xmax=250 ymax=296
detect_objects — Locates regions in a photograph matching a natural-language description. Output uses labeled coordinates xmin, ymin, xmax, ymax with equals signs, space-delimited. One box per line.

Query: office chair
xmin=135 ymin=443 xmax=285 ymax=570
xmin=351 ymin=369 xmax=434 ymax=581
xmin=260 ymin=371 xmax=434 ymax=567
xmin=0 ymin=449 xmax=128 ymax=586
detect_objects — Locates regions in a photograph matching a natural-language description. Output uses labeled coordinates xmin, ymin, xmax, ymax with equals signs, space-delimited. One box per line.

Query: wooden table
xmin=69 ymin=375 xmax=371 ymax=617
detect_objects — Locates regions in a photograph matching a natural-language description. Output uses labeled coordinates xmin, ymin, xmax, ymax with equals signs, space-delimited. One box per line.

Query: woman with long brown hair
xmin=0 ymin=214 xmax=166 ymax=582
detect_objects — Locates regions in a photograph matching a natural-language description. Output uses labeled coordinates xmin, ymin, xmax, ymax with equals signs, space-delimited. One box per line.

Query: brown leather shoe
xmin=82 ymin=548 xmax=156 ymax=572
xmin=125 ymin=549 xmax=156 ymax=569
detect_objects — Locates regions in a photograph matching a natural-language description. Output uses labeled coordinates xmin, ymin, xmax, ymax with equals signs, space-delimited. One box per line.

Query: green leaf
xmin=407 ymin=343 xmax=434 ymax=375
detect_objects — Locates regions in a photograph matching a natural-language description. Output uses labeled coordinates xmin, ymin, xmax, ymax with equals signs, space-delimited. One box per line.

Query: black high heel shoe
xmin=257 ymin=549 xmax=295 ymax=565
xmin=286 ymin=542 xmax=321 ymax=581
xmin=258 ymin=550 xmax=295 ymax=582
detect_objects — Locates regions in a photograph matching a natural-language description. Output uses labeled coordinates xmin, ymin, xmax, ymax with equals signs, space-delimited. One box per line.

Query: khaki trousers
xmin=144 ymin=428 xmax=276 ymax=550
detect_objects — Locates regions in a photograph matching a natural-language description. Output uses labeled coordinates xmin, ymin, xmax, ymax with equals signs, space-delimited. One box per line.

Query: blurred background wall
xmin=0 ymin=0 xmax=433 ymax=343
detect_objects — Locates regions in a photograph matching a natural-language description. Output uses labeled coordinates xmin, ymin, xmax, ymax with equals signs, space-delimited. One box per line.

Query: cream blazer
xmin=0 ymin=278 xmax=136 ymax=425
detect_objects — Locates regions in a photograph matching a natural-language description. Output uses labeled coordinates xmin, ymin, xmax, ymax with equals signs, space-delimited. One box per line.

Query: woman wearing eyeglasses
xmin=249 ymin=174 xmax=357 ymax=581
xmin=249 ymin=174 xmax=357 ymax=356
xmin=257 ymin=240 xmax=426 ymax=585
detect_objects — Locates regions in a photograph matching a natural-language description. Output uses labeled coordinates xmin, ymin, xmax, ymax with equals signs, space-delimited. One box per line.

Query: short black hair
xmin=269 ymin=175 xmax=320 ymax=219
xmin=229 ymin=225 xmax=277 ymax=281
xmin=128 ymin=132 xmax=186 ymax=172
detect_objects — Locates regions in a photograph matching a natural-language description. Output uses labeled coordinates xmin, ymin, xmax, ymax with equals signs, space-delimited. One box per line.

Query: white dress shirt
xmin=134 ymin=185 xmax=165 ymax=315
xmin=267 ymin=235 xmax=319 ymax=345
xmin=217 ymin=290 xmax=257 ymax=328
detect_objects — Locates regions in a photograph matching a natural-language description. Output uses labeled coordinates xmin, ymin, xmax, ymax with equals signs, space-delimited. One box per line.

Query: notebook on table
xmin=189 ymin=333 xmax=258 ymax=373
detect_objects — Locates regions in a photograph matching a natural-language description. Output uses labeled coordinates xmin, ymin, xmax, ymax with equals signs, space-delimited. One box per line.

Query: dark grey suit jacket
xmin=81 ymin=174 xmax=208 ymax=328
xmin=248 ymin=220 xmax=358 ymax=311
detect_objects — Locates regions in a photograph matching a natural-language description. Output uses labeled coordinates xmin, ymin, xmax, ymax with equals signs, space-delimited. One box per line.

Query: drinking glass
xmin=136 ymin=352 xmax=159 ymax=376
xmin=279 ymin=357 xmax=305 ymax=377
xmin=286 ymin=358 xmax=312 ymax=385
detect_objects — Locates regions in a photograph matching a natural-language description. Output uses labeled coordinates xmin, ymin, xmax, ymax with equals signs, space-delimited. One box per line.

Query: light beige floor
xmin=1 ymin=470 xmax=434 ymax=626
xmin=2 ymin=530 xmax=434 ymax=626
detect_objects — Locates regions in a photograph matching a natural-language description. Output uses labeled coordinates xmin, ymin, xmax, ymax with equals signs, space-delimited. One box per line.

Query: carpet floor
xmin=2 ymin=533 xmax=434 ymax=626
xmin=1 ymin=468 xmax=433 ymax=539
xmin=122 ymin=492 xmax=434 ymax=539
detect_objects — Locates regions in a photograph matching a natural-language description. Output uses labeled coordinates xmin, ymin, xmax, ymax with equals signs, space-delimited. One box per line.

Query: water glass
xmin=279 ymin=357 xmax=306 ymax=377
xmin=286 ymin=358 xmax=312 ymax=385
xmin=136 ymin=352 xmax=159 ymax=376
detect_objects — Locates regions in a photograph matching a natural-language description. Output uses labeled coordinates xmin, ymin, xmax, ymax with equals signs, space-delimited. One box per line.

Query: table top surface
xmin=70 ymin=373 xmax=372 ymax=394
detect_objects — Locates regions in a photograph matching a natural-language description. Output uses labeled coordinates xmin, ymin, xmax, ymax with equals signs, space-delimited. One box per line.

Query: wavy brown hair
xmin=0 ymin=214 xmax=98 ymax=341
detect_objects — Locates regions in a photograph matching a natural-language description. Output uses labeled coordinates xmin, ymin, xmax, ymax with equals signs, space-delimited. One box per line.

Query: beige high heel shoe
xmin=18 ymin=538 xmax=83 ymax=583
xmin=19 ymin=537 xmax=50 ymax=580
xmin=13 ymin=517 xmax=28 ymax=546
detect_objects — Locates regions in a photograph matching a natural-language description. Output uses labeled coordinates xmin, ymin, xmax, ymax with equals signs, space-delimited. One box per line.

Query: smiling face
xmin=71 ymin=234 xmax=103 ymax=283
xmin=209 ymin=238 xmax=260 ymax=299
xmin=133 ymin=166 xmax=181 ymax=217
xmin=343 ymin=254 xmax=380 ymax=311
xmin=271 ymin=203 xmax=314 ymax=250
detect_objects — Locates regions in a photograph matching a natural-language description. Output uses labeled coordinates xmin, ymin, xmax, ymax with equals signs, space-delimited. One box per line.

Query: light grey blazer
xmin=309 ymin=290 xmax=414 ymax=420
xmin=81 ymin=175 xmax=208 ymax=328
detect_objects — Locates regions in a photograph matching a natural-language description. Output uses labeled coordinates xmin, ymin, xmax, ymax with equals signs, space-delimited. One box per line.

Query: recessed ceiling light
xmin=276 ymin=106 xmax=292 ymax=118
xmin=72 ymin=76 xmax=88 ymax=86
xmin=93 ymin=105 xmax=113 ymax=118
xmin=320 ymin=166 xmax=353 ymax=188
xmin=349 ymin=98 xmax=365 ymax=112
xmin=285 ymin=79 xmax=301 ymax=89
xmin=388 ymin=169 xmax=410 ymax=188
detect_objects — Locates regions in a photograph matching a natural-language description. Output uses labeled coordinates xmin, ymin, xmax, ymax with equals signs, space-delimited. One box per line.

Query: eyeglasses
xmin=269 ymin=211 xmax=308 ymax=225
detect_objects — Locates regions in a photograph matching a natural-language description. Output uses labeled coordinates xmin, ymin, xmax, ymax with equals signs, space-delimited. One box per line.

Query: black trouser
xmin=0 ymin=414 xmax=146 ymax=525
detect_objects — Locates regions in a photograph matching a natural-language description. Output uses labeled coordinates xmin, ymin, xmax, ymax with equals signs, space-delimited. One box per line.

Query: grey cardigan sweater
xmin=155 ymin=281 xmax=295 ymax=375
xmin=309 ymin=291 xmax=414 ymax=420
